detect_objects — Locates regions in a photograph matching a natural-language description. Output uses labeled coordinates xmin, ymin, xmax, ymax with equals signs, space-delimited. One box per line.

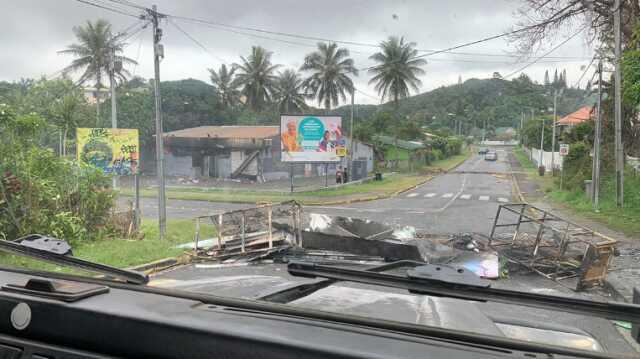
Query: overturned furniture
xmin=488 ymin=203 xmax=617 ymax=291
xmin=192 ymin=201 xmax=303 ymax=259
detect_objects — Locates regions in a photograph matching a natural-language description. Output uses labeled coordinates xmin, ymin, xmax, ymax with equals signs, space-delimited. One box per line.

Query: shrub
xmin=0 ymin=104 xmax=115 ymax=243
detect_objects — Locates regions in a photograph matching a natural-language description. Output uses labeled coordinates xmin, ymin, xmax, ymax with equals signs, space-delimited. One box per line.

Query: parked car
xmin=484 ymin=151 xmax=497 ymax=161
xmin=478 ymin=148 xmax=489 ymax=154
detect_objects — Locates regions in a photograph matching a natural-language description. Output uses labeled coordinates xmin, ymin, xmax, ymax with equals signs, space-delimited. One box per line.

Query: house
xmin=557 ymin=106 xmax=594 ymax=129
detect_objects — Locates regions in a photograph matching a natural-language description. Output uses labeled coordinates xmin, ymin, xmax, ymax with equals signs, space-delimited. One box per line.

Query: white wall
xmin=524 ymin=147 xmax=563 ymax=170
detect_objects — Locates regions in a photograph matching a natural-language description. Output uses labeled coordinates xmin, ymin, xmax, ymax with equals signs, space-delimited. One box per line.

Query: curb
xmin=129 ymin=255 xmax=189 ymax=274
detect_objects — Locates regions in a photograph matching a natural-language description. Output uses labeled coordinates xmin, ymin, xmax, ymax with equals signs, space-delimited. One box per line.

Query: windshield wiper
xmin=287 ymin=261 xmax=640 ymax=324
xmin=0 ymin=235 xmax=148 ymax=285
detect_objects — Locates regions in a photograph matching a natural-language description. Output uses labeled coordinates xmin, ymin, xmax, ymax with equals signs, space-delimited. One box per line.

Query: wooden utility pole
xmin=593 ymin=60 xmax=603 ymax=210
xmin=614 ymin=0 xmax=624 ymax=207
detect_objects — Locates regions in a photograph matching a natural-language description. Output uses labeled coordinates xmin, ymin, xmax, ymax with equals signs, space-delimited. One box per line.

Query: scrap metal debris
xmin=488 ymin=203 xmax=617 ymax=291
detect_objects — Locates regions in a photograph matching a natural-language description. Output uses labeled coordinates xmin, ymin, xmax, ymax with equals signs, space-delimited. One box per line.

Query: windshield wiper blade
xmin=288 ymin=261 xmax=640 ymax=323
xmin=0 ymin=235 xmax=148 ymax=285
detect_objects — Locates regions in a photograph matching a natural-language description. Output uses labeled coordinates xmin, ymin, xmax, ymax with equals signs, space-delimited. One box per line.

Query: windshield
xmin=1 ymin=0 xmax=639 ymax=356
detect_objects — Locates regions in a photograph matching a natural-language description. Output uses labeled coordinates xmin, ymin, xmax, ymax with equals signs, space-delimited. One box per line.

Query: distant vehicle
xmin=484 ymin=151 xmax=497 ymax=161
xmin=478 ymin=148 xmax=489 ymax=154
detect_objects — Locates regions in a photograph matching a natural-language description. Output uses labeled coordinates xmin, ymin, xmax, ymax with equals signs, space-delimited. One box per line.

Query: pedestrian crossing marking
xmin=442 ymin=193 xmax=453 ymax=198
xmin=479 ymin=196 xmax=490 ymax=201
xmin=460 ymin=194 xmax=471 ymax=200
xmin=407 ymin=193 xmax=419 ymax=198
xmin=498 ymin=197 xmax=509 ymax=203
xmin=424 ymin=193 xmax=436 ymax=198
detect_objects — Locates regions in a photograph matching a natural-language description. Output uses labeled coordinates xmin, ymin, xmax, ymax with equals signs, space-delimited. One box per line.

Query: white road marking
xmin=498 ymin=197 xmax=509 ymax=203
xmin=479 ymin=195 xmax=490 ymax=201
xmin=442 ymin=193 xmax=453 ymax=198
xmin=460 ymin=194 xmax=471 ymax=200
xmin=407 ymin=193 xmax=419 ymax=198
xmin=424 ymin=193 xmax=437 ymax=198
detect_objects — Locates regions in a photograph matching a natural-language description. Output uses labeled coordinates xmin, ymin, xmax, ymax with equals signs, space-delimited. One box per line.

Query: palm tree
xmin=300 ymin=43 xmax=358 ymax=111
xmin=59 ymin=19 xmax=136 ymax=124
xmin=368 ymin=36 xmax=426 ymax=109
xmin=274 ymin=69 xmax=308 ymax=113
xmin=208 ymin=64 xmax=241 ymax=109
xmin=233 ymin=46 xmax=280 ymax=111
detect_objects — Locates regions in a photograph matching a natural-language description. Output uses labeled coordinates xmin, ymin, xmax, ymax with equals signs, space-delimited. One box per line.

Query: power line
xmin=572 ymin=54 xmax=597 ymax=88
xmin=104 ymin=0 xmax=146 ymax=11
xmin=503 ymin=28 xmax=586 ymax=79
xmin=168 ymin=12 xmax=589 ymax=61
xmin=168 ymin=18 xmax=229 ymax=65
xmin=72 ymin=0 xmax=140 ymax=18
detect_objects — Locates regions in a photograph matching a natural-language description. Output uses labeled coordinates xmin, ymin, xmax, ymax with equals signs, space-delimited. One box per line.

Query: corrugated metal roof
xmin=557 ymin=106 xmax=593 ymax=126
xmin=162 ymin=126 xmax=279 ymax=139
xmin=374 ymin=135 xmax=426 ymax=150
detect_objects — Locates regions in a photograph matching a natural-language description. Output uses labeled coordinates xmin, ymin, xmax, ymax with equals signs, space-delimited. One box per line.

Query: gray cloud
xmin=0 ymin=0 xmax=594 ymax=104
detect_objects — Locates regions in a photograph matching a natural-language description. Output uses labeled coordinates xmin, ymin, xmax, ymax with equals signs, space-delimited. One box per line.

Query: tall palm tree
xmin=233 ymin=46 xmax=280 ymax=111
xmin=274 ymin=69 xmax=308 ymax=113
xmin=59 ymin=19 xmax=136 ymax=124
xmin=208 ymin=64 xmax=241 ymax=109
xmin=368 ymin=36 xmax=426 ymax=109
xmin=300 ymin=43 xmax=358 ymax=111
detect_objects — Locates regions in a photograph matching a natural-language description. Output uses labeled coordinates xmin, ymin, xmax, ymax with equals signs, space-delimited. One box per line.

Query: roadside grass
xmin=0 ymin=219 xmax=209 ymax=272
xmin=513 ymin=147 xmax=555 ymax=193
xmin=121 ymin=173 xmax=433 ymax=204
xmin=514 ymin=146 xmax=640 ymax=237
xmin=426 ymin=149 xmax=471 ymax=172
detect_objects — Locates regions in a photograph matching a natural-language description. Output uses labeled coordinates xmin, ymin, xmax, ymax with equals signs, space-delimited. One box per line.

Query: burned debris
xmin=489 ymin=203 xmax=617 ymax=291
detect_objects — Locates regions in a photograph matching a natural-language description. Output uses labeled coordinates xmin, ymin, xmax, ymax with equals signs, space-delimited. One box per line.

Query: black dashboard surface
xmin=0 ymin=269 xmax=600 ymax=359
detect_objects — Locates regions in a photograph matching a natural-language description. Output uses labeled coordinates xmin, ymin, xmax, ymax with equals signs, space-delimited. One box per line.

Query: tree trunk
xmin=96 ymin=94 xmax=100 ymax=127
xmin=62 ymin=126 xmax=69 ymax=157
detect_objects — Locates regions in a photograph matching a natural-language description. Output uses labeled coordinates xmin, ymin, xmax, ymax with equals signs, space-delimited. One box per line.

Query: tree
xmin=553 ymin=69 xmax=558 ymax=88
xmin=368 ymin=36 xmax=426 ymax=109
xmin=300 ymin=42 xmax=358 ymax=111
xmin=59 ymin=19 xmax=137 ymax=124
xmin=274 ymin=69 xmax=307 ymax=113
xmin=544 ymin=70 xmax=550 ymax=86
xmin=233 ymin=46 xmax=280 ymax=112
xmin=208 ymin=64 xmax=241 ymax=109
xmin=510 ymin=1 xmax=640 ymax=55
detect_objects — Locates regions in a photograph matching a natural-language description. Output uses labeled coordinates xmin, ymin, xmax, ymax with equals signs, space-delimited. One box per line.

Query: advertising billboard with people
xmin=280 ymin=115 xmax=343 ymax=162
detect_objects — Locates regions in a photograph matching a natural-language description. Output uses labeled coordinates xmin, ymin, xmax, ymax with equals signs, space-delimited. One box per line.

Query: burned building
xmin=161 ymin=126 xmax=280 ymax=181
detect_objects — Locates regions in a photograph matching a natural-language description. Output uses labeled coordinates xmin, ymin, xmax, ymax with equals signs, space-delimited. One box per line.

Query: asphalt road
xmin=135 ymin=146 xmax=515 ymax=236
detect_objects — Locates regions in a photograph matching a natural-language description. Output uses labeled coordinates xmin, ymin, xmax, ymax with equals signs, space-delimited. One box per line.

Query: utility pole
xmin=520 ymin=112 xmax=524 ymax=145
xmin=110 ymin=47 xmax=119 ymax=189
xmin=592 ymin=59 xmax=603 ymax=210
xmin=613 ymin=0 xmax=624 ymax=207
xmin=349 ymin=89 xmax=355 ymax=178
xmin=539 ymin=117 xmax=545 ymax=169
xmin=551 ymin=89 xmax=558 ymax=175
xmin=149 ymin=5 xmax=167 ymax=238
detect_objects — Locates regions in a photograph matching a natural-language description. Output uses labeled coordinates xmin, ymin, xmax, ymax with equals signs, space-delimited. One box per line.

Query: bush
xmin=0 ymin=104 xmax=115 ymax=243
xmin=561 ymin=141 xmax=591 ymax=191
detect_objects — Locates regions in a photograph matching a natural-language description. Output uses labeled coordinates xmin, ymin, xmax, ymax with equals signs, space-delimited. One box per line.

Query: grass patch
xmin=427 ymin=149 xmax=471 ymax=172
xmin=0 ymin=219 xmax=209 ymax=271
xmin=515 ymin=146 xmax=640 ymax=236
xmin=121 ymin=173 xmax=432 ymax=204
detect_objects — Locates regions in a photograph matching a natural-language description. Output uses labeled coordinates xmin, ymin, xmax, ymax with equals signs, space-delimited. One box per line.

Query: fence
xmin=523 ymin=147 xmax=563 ymax=171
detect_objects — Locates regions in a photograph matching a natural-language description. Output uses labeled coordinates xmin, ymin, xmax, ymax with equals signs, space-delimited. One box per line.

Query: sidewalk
xmin=509 ymin=151 xmax=640 ymax=303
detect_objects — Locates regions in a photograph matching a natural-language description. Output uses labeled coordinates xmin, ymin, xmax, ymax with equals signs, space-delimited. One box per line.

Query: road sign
xmin=559 ymin=144 xmax=569 ymax=157
xmin=336 ymin=146 xmax=347 ymax=157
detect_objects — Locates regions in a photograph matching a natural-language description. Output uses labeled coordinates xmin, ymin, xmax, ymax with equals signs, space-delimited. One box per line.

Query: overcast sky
xmin=0 ymin=0 xmax=595 ymax=105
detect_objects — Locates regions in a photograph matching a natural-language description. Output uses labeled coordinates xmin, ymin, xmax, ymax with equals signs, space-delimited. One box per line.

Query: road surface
xmin=135 ymin=146 xmax=514 ymax=235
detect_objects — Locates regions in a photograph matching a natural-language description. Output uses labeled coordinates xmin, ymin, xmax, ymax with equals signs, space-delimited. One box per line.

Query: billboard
xmin=280 ymin=115 xmax=343 ymax=162
xmin=77 ymin=128 xmax=139 ymax=175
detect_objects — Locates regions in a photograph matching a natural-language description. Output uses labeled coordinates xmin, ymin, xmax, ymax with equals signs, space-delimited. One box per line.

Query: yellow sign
xmin=336 ymin=146 xmax=347 ymax=157
xmin=76 ymin=128 xmax=139 ymax=175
